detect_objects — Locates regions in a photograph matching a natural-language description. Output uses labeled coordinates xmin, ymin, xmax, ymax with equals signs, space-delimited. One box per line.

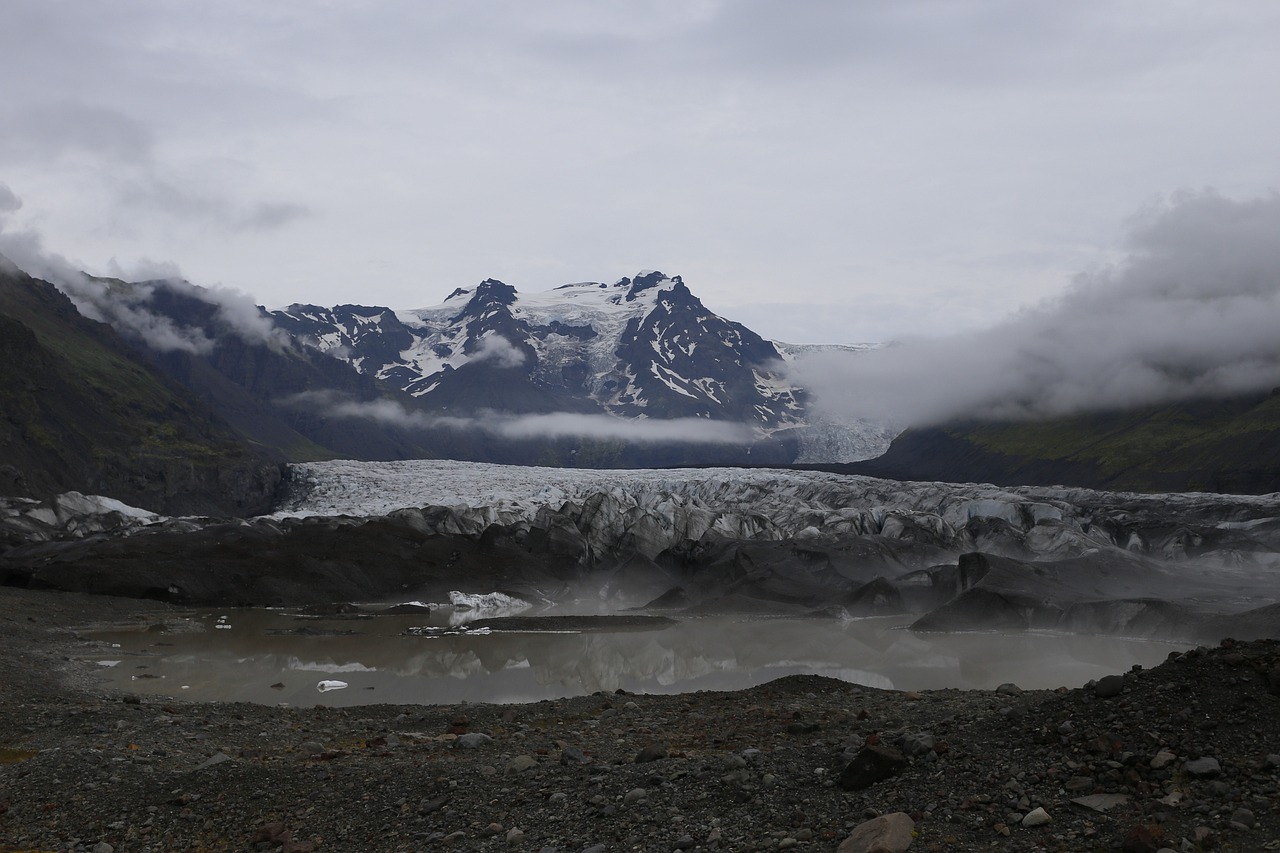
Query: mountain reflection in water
xmin=89 ymin=610 xmax=1188 ymax=708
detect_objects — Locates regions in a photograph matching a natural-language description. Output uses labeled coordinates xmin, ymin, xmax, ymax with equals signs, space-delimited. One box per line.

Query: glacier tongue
xmin=277 ymin=458 xmax=1280 ymax=562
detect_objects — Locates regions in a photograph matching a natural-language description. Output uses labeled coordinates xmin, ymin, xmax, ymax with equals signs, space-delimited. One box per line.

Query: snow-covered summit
xmin=271 ymin=271 xmax=810 ymax=431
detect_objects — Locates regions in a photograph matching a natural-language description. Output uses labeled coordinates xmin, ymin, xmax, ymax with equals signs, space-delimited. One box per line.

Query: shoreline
xmin=2 ymin=587 xmax=1279 ymax=852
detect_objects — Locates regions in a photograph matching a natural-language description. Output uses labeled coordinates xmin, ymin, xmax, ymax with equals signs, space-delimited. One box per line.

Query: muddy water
xmin=88 ymin=609 xmax=1189 ymax=708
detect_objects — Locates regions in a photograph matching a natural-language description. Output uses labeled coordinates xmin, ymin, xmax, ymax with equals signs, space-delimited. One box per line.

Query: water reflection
xmin=90 ymin=610 xmax=1189 ymax=708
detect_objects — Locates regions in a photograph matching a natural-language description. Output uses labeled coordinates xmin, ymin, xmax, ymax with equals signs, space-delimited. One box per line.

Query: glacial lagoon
xmin=88 ymin=606 xmax=1190 ymax=708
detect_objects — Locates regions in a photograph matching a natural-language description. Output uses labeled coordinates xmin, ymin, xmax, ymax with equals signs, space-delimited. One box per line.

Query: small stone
xmin=899 ymin=732 xmax=934 ymax=757
xmin=1065 ymin=775 xmax=1094 ymax=792
xmin=454 ymin=733 xmax=492 ymax=749
xmin=623 ymin=787 xmax=647 ymax=805
xmin=505 ymin=828 xmax=525 ymax=843
xmin=838 ymin=744 xmax=907 ymax=791
xmin=299 ymin=741 xmax=325 ymax=756
xmin=1094 ymin=674 xmax=1125 ymax=698
xmin=479 ymin=823 xmax=504 ymax=837
xmin=1229 ymin=807 xmax=1256 ymax=829
xmin=995 ymin=682 xmax=1022 ymax=695
xmin=1183 ymin=756 xmax=1221 ymax=778
xmin=635 ymin=743 xmax=668 ymax=763
xmin=560 ymin=745 xmax=589 ymax=765
xmin=92 ymin=844 xmax=114 ymax=853
xmin=673 ymin=835 xmax=695 ymax=850
xmin=192 ymin=752 xmax=231 ymax=771
xmin=505 ymin=754 xmax=537 ymax=774
xmin=836 ymin=811 xmax=915 ymax=853
xmin=1021 ymin=807 xmax=1051 ymax=827
xmin=1149 ymin=750 xmax=1176 ymax=769
xmin=1071 ymin=793 xmax=1129 ymax=813
xmin=1120 ymin=823 xmax=1164 ymax=853
xmin=778 ymin=839 xmax=798 ymax=850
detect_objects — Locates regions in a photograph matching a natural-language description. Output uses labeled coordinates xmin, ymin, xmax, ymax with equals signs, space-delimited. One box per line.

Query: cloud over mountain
xmin=800 ymin=190 xmax=1280 ymax=425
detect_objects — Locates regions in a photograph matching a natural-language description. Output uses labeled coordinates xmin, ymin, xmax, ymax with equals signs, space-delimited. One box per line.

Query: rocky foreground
xmin=1 ymin=588 xmax=1279 ymax=853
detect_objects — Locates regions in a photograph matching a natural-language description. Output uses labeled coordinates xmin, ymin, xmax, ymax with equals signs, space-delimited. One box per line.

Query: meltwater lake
xmin=87 ymin=606 xmax=1190 ymax=708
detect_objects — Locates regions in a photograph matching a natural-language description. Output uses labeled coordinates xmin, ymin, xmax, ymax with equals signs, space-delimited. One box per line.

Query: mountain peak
xmin=626 ymin=270 xmax=679 ymax=302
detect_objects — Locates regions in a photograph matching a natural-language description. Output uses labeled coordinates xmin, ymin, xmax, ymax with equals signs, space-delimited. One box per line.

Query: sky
xmin=2 ymin=1 xmax=1279 ymax=345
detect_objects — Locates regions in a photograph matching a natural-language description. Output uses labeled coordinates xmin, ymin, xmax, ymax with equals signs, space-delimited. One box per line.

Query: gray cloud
xmin=0 ymin=195 xmax=286 ymax=353
xmin=798 ymin=190 xmax=1280 ymax=425
xmin=3 ymin=3 xmax=1280 ymax=341
xmin=57 ymin=278 xmax=217 ymax=355
xmin=0 ymin=103 xmax=153 ymax=165
xmin=469 ymin=333 xmax=527 ymax=368
xmin=288 ymin=391 xmax=755 ymax=445
xmin=0 ymin=183 xmax=21 ymax=213
xmin=114 ymin=175 xmax=311 ymax=233
xmin=494 ymin=413 xmax=754 ymax=445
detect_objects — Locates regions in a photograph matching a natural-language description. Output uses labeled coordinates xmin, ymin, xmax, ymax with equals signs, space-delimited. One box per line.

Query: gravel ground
xmin=2 ymin=587 xmax=1278 ymax=853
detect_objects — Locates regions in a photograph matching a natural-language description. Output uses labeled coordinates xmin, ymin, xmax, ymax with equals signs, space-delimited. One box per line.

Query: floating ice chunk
xmin=448 ymin=589 xmax=532 ymax=622
xmin=97 ymin=660 xmax=121 ymax=667
xmin=288 ymin=659 xmax=376 ymax=674
xmin=316 ymin=680 xmax=349 ymax=692
xmin=448 ymin=590 xmax=531 ymax=614
xmin=404 ymin=625 xmax=492 ymax=638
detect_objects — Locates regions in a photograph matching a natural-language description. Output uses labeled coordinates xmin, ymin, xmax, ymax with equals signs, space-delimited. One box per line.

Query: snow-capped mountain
xmin=271 ymin=271 xmax=805 ymax=429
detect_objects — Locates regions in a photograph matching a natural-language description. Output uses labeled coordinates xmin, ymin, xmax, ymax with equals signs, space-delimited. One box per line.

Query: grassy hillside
xmin=0 ymin=262 xmax=283 ymax=515
xmin=851 ymin=392 xmax=1280 ymax=494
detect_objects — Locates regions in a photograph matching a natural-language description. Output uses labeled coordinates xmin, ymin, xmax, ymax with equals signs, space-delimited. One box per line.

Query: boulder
xmin=836 ymin=811 xmax=915 ymax=853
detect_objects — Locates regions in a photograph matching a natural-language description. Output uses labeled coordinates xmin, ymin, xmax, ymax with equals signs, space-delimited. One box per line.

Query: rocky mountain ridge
xmin=32 ymin=265 xmax=894 ymax=471
xmin=272 ymin=272 xmax=806 ymax=428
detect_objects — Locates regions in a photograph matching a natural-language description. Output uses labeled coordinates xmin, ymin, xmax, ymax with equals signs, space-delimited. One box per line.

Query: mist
xmin=288 ymin=391 xmax=756 ymax=445
xmin=798 ymin=190 xmax=1280 ymax=426
xmin=0 ymin=185 xmax=286 ymax=352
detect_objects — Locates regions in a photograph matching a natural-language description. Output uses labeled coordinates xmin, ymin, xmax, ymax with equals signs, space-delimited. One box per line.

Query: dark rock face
xmin=271 ymin=303 xmax=416 ymax=369
xmin=610 ymin=276 xmax=800 ymax=425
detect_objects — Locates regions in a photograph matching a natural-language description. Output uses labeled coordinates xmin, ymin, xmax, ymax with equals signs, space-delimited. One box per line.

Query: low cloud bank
xmin=798 ymin=190 xmax=1280 ymax=426
xmin=287 ymin=391 xmax=755 ymax=445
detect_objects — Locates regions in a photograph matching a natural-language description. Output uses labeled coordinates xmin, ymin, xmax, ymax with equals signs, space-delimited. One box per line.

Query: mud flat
xmin=2 ymin=586 xmax=1279 ymax=852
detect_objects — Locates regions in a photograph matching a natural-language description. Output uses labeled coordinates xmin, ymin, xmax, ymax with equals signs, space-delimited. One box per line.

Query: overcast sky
xmin=2 ymin=1 xmax=1279 ymax=344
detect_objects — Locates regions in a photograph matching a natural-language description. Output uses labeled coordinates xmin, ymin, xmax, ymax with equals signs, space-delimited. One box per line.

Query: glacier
xmin=5 ymin=460 xmax=1280 ymax=642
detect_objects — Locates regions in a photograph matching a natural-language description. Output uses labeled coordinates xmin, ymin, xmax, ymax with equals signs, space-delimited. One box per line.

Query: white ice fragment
xmin=448 ymin=590 xmax=531 ymax=615
xmin=316 ymin=680 xmax=349 ymax=693
xmin=97 ymin=660 xmax=121 ymax=667
xmin=287 ymin=659 xmax=376 ymax=674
